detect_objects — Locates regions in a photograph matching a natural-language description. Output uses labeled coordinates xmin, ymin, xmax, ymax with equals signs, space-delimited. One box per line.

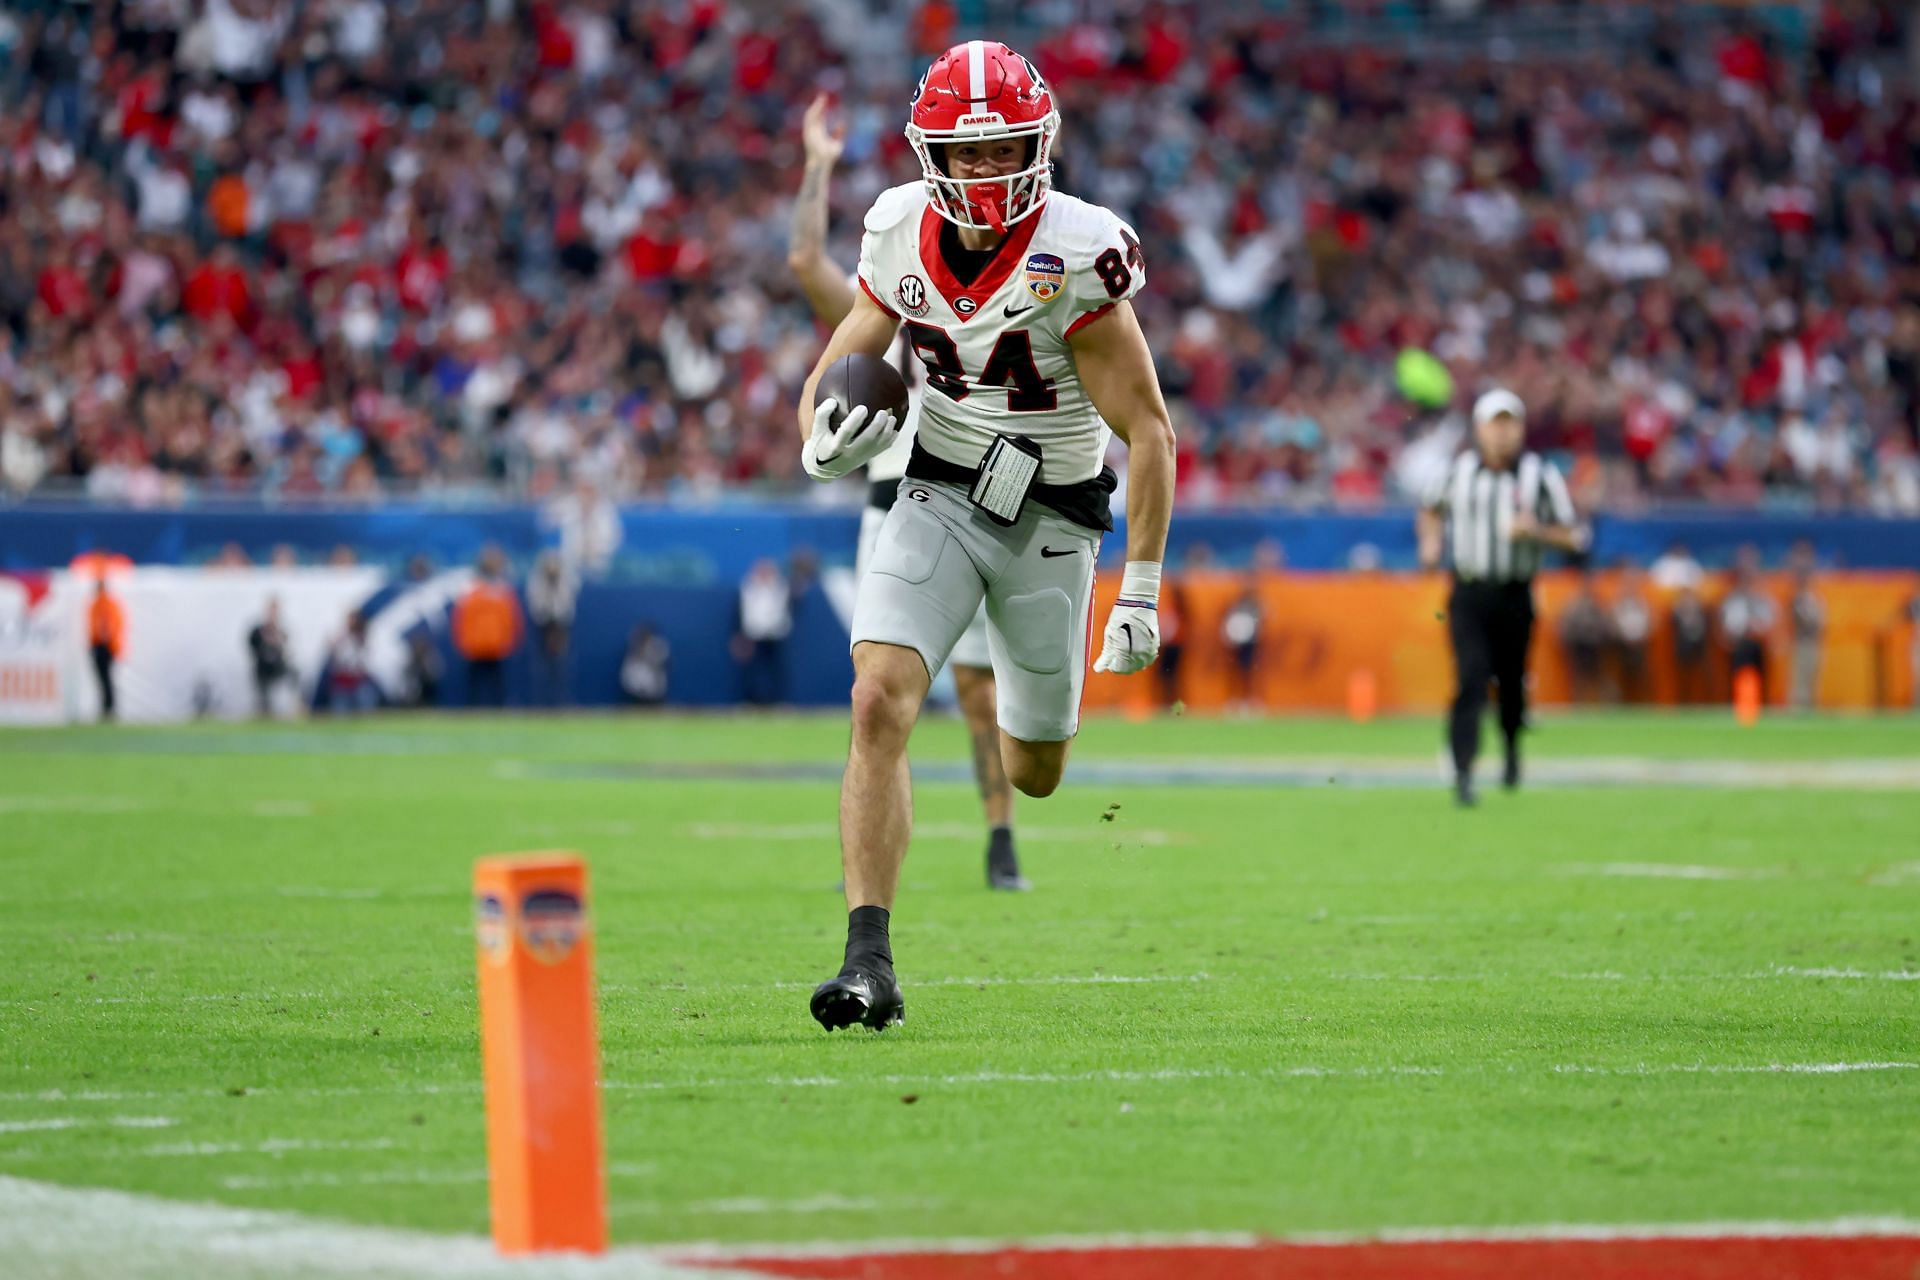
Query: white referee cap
xmin=1472 ymin=388 xmax=1526 ymax=426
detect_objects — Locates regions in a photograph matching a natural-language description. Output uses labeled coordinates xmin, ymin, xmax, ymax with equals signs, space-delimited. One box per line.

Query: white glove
xmin=1093 ymin=561 xmax=1162 ymax=675
xmin=801 ymin=397 xmax=900 ymax=481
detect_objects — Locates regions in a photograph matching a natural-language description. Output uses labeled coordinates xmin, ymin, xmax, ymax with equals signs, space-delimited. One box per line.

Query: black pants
xmin=1448 ymin=581 xmax=1534 ymax=778
xmin=468 ymin=658 xmax=507 ymax=707
xmin=91 ymin=644 xmax=116 ymax=720
xmin=742 ymin=639 xmax=784 ymax=706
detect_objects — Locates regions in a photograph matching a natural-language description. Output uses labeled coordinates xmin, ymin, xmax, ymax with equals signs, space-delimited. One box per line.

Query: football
xmin=814 ymin=352 xmax=910 ymax=432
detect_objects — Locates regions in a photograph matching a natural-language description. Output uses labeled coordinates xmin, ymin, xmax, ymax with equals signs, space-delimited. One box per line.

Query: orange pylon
xmin=474 ymin=854 xmax=606 ymax=1255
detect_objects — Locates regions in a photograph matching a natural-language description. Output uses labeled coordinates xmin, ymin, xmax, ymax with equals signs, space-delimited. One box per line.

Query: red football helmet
xmin=906 ymin=40 xmax=1059 ymax=233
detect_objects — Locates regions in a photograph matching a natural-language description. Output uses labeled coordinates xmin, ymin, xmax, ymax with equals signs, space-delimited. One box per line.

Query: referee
xmin=1418 ymin=390 xmax=1587 ymax=807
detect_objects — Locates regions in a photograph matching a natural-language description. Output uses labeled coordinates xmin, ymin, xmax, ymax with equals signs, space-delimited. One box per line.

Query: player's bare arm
xmin=1070 ymin=299 xmax=1175 ymax=675
xmin=788 ymin=94 xmax=855 ymax=327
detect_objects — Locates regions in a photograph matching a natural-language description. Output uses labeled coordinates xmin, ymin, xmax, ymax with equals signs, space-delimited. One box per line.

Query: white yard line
xmin=223 ymin=1163 xmax=657 ymax=1192
xmin=1554 ymin=1061 xmax=1919 ymax=1077
xmin=19 ymin=962 xmax=1915 ymax=1010
xmin=0 ymin=795 xmax=146 ymax=814
xmin=1760 ymin=966 xmax=1920 ymax=981
xmin=0 ymin=1116 xmax=174 ymax=1133
xmin=0 ymin=1175 xmax=761 ymax=1279
xmin=141 ymin=1138 xmax=401 ymax=1157
xmin=755 ymin=974 xmax=1212 ymax=991
xmin=615 ymin=1194 xmax=942 ymax=1219
xmin=5 ymin=1059 xmax=1913 ymax=1107
xmin=1562 ymin=862 xmax=1779 ymax=881
xmin=683 ymin=821 xmax=1180 ymax=845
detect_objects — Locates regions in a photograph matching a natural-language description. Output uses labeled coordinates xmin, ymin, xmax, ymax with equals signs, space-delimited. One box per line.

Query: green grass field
xmin=2 ymin=710 xmax=1917 ymax=1259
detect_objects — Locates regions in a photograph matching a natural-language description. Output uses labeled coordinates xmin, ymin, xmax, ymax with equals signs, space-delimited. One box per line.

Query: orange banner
xmin=1085 ymin=571 xmax=1919 ymax=714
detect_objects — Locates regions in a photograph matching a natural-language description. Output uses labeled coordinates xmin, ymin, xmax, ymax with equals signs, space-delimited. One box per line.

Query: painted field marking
xmin=219 ymin=1162 xmax=658 ymax=1192
xmin=1562 ymin=862 xmax=1779 ymax=881
xmin=0 ymin=1116 xmax=174 ymax=1133
xmin=141 ymin=1138 xmax=400 ymax=1157
xmin=4 ymin=1059 xmax=1914 ymax=1108
xmin=615 ymin=1195 xmax=944 ymax=1220
xmin=0 ymin=795 xmax=146 ymax=814
xmin=1760 ymin=966 xmax=1920 ymax=981
xmin=683 ymin=821 xmax=1181 ymax=845
xmin=0 ymin=1174 xmax=756 ymax=1279
xmin=753 ymin=974 xmax=1212 ymax=991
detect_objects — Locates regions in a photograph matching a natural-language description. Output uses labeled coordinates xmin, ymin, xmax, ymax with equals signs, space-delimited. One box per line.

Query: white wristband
xmin=1117 ymin=561 xmax=1161 ymax=608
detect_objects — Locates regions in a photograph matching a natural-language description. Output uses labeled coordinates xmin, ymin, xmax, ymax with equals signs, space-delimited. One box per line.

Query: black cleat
xmin=1454 ymin=776 xmax=1477 ymax=809
xmin=988 ymin=865 xmax=1032 ymax=892
xmin=987 ymin=846 xmax=1031 ymax=892
xmin=1503 ymin=755 xmax=1521 ymax=791
xmin=809 ymin=961 xmax=905 ymax=1032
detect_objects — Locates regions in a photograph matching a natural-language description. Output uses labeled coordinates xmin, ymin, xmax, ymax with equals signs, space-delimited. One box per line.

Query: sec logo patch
xmin=1025 ymin=252 xmax=1065 ymax=301
xmin=520 ymin=887 xmax=586 ymax=964
xmin=895 ymin=274 xmax=930 ymax=318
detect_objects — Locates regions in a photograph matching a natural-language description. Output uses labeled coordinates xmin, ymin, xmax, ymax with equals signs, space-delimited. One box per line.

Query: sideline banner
xmin=1085 ymin=570 xmax=1920 ymax=714
xmin=0 ymin=572 xmax=85 ymax=725
xmin=58 ymin=568 xmax=384 ymax=724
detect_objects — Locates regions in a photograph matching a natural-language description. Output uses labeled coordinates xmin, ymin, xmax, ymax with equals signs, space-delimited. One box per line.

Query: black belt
xmin=904 ymin=438 xmax=1116 ymax=532
xmin=867 ymin=477 xmax=901 ymax=512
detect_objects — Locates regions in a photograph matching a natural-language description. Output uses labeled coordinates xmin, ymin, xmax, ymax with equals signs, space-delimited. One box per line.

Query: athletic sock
xmin=987 ymin=825 xmax=1016 ymax=867
xmin=844 ymin=905 xmax=892 ymax=970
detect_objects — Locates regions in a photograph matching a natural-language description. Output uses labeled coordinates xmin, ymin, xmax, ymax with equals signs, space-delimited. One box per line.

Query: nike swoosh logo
xmin=1003 ymin=304 xmax=1035 ymax=318
xmin=1120 ymin=623 xmax=1133 ymax=648
xmin=1039 ymin=546 xmax=1077 ymax=558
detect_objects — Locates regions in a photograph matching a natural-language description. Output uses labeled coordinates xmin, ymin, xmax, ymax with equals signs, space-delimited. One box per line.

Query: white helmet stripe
xmin=967 ymin=39 xmax=986 ymax=101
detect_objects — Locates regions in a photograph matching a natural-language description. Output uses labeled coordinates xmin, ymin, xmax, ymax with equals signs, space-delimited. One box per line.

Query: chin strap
xmin=971 ymin=185 xmax=1009 ymax=233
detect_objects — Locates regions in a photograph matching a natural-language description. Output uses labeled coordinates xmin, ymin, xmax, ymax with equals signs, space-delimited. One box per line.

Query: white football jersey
xmin=857 ymin=182 xmax=1145 ymax=486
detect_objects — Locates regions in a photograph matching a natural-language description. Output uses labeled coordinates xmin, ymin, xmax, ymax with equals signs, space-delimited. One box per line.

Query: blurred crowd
xmin=2 ymin=0 xmax=1918 ymax=512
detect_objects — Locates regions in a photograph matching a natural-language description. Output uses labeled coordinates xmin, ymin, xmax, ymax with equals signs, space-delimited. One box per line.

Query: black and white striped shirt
xmin=1426 ymin=451 xmax=1577 ymax=583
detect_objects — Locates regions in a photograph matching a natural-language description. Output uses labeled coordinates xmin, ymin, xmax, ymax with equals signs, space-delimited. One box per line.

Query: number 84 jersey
xmin=855 ymin=182 xmax=1146 ymax=487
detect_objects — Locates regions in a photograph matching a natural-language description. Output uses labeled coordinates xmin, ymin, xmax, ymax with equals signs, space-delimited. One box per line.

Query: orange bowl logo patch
xmin=520 ymin=887 xmax=586 ymax=964
xmin=1025 ymin=253 xmax=1065 ymax=302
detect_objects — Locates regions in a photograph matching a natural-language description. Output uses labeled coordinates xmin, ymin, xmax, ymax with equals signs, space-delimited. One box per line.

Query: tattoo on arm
xmin=791 ymin=165 xmax=829 ymax=258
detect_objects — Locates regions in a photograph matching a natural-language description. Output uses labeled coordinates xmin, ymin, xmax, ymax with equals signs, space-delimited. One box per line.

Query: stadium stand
xmin=0 ymin=1 xmax=1915 ymax=511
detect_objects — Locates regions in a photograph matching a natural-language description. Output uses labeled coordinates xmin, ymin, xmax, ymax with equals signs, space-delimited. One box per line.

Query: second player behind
xmin=794 ymin=40 xmax=1177 ymax=1032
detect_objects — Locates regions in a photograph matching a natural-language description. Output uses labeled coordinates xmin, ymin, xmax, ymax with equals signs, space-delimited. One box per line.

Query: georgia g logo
xmin=895 ymin=274 xmax=930 ymax=318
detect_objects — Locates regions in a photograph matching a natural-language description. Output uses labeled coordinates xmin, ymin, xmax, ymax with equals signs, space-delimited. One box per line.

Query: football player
xmin=795 ymin=42 xmax=1176 ymax=1030
xmin=788 ymin=93 xmax=1029 ymax=893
